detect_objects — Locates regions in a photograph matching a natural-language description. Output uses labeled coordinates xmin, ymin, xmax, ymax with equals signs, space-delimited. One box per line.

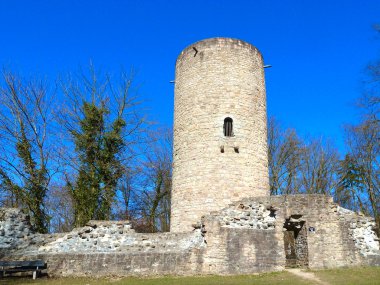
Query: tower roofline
xmin=176 ymin=37 xmax=263 ymax=66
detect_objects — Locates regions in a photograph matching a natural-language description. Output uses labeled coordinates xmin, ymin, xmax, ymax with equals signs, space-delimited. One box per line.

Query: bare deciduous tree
xmin=268 ymin=117 xmax=302 ymax=195
xmin=298 ymin=139 xmax=340 ymax=195
xmin=58 ymin=66 xmax=146 ymax=227
xmin=341 ymin=25 xmax=380 ymax=231
xmin=0 ymin=70 xmax=57 ymax=233
xmin=130 ymin=128 xmax=172 ymax=233
xmin=45 ymin=183 xmax=74 ymax=233
xmin=345 ymin=115 xmax=379 ymax=231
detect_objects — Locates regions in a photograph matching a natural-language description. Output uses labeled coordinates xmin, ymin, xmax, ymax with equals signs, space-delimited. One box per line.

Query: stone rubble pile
xmin=0 ymin=208 xmax=63 ymax=255
xmin=38 ymin=220 xmax=204 ymax=254
xmin=216 ymin=202 xmax=276 ymax=230
xmin=0 ymin=208 xmax=35 ymax=251
xmin=0 ymin=208 xmax=205 ymax=256
xmin=351 ymin=219 xmax=379 ymax=256
xmin=337 ymin=206 xmax=380 ymax=256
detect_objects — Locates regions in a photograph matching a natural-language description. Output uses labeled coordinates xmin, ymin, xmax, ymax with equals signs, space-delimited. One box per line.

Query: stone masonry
xmin=171 ymin=38 xmax=270 ymax=232
xmin=1 ymin=195 xmax=379 ymax=276
xmin=199 ymin=195 xmax=380 ymax=273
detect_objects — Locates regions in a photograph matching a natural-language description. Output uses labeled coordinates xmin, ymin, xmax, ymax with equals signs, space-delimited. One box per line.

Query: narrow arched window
xmin=223 ymin=117 xmax=233 ymax=137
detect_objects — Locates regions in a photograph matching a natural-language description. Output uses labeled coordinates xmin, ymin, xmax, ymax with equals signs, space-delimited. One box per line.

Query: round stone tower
xmin=171 ymin=38 xmax=269 ymax=232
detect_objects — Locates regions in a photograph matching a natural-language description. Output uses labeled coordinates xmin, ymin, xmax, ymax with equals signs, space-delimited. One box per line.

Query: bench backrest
xmin=0 ymin=260 xmax=45 ymax=267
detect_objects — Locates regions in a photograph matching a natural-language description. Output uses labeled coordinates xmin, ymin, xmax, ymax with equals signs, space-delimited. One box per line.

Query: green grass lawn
xmin=313 ymin=267 xmax=380 ymax=285
xmin=0 ymin=272 xmax=310 ymax=285
xmin=1 ymin=267 xmax=379 ymax=285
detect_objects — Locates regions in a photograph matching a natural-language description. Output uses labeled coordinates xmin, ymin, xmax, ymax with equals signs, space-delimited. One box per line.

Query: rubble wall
xmin=0 ymin=211 xmax=205 ymax=276
xmin=1 ymin=194 xmax=379 ymax=277
xmin=198 ymin=195 xmax=380 ymax=271
xmin=197 ymin=200 xmax=285 ymax=274
xmin=33 ymin=251 xmax=201 ymax=277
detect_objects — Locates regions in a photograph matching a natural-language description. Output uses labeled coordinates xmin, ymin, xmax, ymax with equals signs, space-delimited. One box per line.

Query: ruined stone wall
xmin=0 ymin=209 xmax=206 ymax=277
xmin=269 ymin=195 xmax=380 ymax=268
xmin=294 ymin=225 xmax=309 ymax=267
xmin=1 ymin=196 xmax=379 ymax=276
xmin=171 ymin=38 xmax=269 ymax=232
xmin=37 ymin=251 xmax=201 ymax=277
xmin=198 ymin=195 xmax=380 ymax=271
xmin=0 ymin=208 xmax=34 ymax=255
xmin=0 ymin=208 xmax=59 ymax=259
xmin=198 ymin=202 xmax=284 ymax=274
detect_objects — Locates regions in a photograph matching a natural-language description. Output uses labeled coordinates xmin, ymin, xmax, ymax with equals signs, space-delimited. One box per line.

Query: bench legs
xmin=32 ymin=269 xmax=41 ymax=280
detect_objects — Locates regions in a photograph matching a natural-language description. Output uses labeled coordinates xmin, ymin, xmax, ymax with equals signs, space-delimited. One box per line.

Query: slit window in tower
xmin=224 ymin=117 xmax=233 ymax=137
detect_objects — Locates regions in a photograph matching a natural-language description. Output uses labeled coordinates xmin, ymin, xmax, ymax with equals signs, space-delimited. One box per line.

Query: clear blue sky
xmin=0 ymin=0 xmax=379 ymax=152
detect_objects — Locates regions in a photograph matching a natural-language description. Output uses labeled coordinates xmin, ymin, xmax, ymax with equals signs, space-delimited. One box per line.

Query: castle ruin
xmin=0 ymin=38 xmax=379 ymax=277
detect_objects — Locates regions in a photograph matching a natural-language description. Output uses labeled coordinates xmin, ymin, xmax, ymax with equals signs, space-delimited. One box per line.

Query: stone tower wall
xmin=171 ymin=38 xmax=269 ymax=232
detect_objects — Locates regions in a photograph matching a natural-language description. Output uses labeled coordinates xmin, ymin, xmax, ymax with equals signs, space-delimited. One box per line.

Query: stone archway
xmin=283 ymin=215 xmax=309 ymax=268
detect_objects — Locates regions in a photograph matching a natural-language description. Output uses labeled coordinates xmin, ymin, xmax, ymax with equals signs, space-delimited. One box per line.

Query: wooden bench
xmin=0 ymin=260 xmax=46 ymax=279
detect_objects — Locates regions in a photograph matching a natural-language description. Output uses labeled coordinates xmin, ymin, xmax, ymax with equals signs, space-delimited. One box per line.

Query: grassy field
xmin=313 ymin=267 xmax=380 ymax=285
xmin=0 ymin=267 xmax=379 ymax=285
